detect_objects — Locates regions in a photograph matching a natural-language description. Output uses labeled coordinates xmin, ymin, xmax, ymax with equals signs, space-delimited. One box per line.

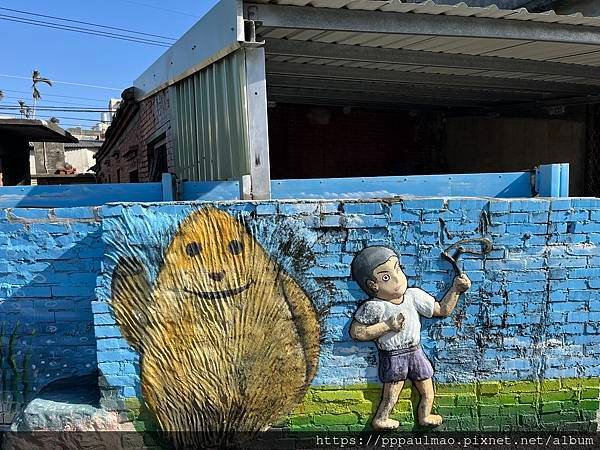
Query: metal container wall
xmin=172 ymin=50 xmax=250 ymax=181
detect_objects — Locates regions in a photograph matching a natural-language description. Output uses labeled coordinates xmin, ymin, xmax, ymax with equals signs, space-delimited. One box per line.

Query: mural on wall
xmin=1 ymin=322 xmax=33 ymax=424
xmin=349 ymin=246 xmax=471 ymax=430
xmin=94 ymin=199 xmax=600 ymax=435
xmin=110 ymin=207 xmax=320 ymax=444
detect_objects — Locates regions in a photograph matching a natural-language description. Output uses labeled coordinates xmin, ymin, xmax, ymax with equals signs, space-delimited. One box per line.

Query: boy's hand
xmin=385 ymin=313 xmax=405 ymax=332
xmin=453 ymin=274 xmax=471 ymax=293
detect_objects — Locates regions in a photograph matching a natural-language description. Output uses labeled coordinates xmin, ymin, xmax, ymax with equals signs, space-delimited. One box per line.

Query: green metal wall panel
xmin=172 ymin=50 xmax=250 ymax=181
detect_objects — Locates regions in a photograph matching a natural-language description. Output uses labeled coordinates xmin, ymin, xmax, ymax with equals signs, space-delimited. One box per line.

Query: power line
xmin=0 ymin=106 xmax=111 ymax=112
xmin=0 ymin=88 xmax=109 ymax=103
xmin=115 ymin=0 xmax=200 ymax=18
xmin=0 ymin=114 xmax=104 ymax=127
xmin=0 ymin=13 xmax=171 ymax=47
xmin=0 ymin=6 xmax=178 ymax=41
xmin=0 ymin=14 xmax=172 ymax=48
xmin=0 ymin=74 xmax=123 ymax=92
xmin=39 ymin=116 xmax=110 ymax=123
xmin=1 ymin=95 xmax=109 ymax=109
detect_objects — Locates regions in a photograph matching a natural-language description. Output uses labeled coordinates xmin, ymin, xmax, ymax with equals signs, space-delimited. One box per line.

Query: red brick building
xmin=94 ymin=88 xmax=175 ymax=183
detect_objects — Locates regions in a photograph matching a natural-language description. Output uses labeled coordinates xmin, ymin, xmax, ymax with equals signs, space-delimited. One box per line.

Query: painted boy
xmin=349 ymin=246 xmax=471 ymax=430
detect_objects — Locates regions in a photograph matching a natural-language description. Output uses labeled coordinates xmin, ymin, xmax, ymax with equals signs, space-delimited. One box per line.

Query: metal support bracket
xmin=242 ymin=19 xmax=265 ymax=47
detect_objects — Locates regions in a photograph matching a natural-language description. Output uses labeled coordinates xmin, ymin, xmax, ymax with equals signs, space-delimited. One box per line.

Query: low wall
xmin=0 ymin=207 xmax=102 ymax=425
xmin=93 ymin=197 xmax=600 ymax=432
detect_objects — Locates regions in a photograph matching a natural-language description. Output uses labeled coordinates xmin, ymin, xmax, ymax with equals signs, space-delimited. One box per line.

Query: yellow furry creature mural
xmin=110 ymin=207 xmax=320 ymax=446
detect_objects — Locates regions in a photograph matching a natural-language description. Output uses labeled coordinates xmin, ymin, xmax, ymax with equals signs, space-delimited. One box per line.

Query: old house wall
xmin=32 ymin=142 xmax=65 ymax=175
xmin=96 ymin=89 xmax=175 ymax=183
xmin=93 ymin=197 xmax=600 ymax=432
xmin=1 ymin=194 xmax=598 ymax=431
xmin=0 ymin=207 xmax=101 ymax=424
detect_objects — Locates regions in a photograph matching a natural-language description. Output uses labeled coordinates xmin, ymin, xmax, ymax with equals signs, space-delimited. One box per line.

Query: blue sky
xmin=0 ymin=0 xmax=219 ymax=129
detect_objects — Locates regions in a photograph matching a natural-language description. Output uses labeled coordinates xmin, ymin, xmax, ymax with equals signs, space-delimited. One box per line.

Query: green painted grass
xmin=121 ymin=377 xmax=599 ymax=434
xmin=284 ymin=377 xmax=600 ymax=432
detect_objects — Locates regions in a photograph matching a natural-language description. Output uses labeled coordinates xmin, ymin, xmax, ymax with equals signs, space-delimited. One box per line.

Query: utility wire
xmin=1 ymin=95 xmax=109 ymax=108
xmin=4 ymin=114 xmax=109 ymax=123
xmin=0 ymin=13 xmax=171 ymax=46
xmin=115 ymin=0 xmax=200 ymax=18
xmin=0 ymin=74 xmax=123 ymax=92
xmin=0 ymin=14 xmax=172 ymax=47
xmin=40 ymin=116 xmax=110 ymax=123
xmin=0 ymin=6 xmax=178 ymax=41
xmin=0 ymin=106 xmax=111 ymax=112
xmin=0 ymin=88 xmax=109 ymax=103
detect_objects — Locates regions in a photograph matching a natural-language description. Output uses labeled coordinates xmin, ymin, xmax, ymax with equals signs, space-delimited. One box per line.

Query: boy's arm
xmin=432 ymin=274 xmax=471 ymax=318
xmin=349 ymin=314 xmax=404 ymax=341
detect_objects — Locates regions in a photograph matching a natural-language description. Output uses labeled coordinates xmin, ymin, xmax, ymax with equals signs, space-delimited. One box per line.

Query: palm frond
xmin=0 ymin=90 xmax=4 ymax=101
xmin=32 ymin=86 xmax=41 ymax=100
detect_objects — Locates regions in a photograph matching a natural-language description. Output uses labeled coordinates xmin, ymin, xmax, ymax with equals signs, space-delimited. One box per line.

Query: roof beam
xmin=267 ymin=86 xmax=483 ymax=108
xmin=266 ymin=74 xmax=547 ymax=103
xmin=246 ymin=2 xmax=600 ymax=46
xmin=267 ymin=61 xmax=599 ymax=95
xmin=264 ymin=38 xmax=600 ymax=83
xmin=269 ymin=94 xmax=464 ymax=112
xmin=486 ymin=93 xmax=600 ymax=114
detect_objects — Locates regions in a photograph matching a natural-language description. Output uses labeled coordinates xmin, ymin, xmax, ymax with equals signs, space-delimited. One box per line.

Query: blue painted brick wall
xmin=0 ymin=207 xmax=101 ymax=424
xmin=93 ymin=198 xmax=600 ymax=404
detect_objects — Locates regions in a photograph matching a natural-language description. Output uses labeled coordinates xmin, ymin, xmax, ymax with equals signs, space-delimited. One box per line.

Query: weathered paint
xmin=95 ymin=197 xmax=600 ymax=433
xmin=108 ymin=207 xmax=320 ymax=445
xmin=0 ymin=183 xmax=164 ymax=208
xmin=122 ymin=377 xmax=600 ymax=433
xmin=283 ymin=378 xmax=600 ymax=432
xmin=1 ymin=195 xmax=598 ymax=433
xmin=0 ymin=207 xmax=102 ymax=425
xmin=180 ymin=170 xmax=537 ymax=201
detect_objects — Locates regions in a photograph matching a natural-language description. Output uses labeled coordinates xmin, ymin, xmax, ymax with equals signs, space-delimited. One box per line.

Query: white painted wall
xmin=65 ymin=148 xmax=97 ymax=173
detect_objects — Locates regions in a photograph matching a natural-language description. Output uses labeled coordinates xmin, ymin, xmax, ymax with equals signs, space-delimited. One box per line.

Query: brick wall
xmin=100 ymin=113 xmax=142 ymax=184
xmin=138 ymin=89 xmax=176 ymax=176
xmin=97 ymin=89 xmax=175 ymax=184
xmin=0 ymin=207 xmax=102 ymax=425
xmin=94 ymin=198 xmax=600 ymax=432
xmin=268 ymin=104 xmax=446 ymax=179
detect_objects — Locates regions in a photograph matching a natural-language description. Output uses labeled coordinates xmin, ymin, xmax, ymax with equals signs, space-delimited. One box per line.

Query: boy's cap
xmin=351 ymin=246 xmax=399 ymax=294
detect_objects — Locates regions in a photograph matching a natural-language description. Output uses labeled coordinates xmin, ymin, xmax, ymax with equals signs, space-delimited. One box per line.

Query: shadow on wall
xmin=0 ymin=209 xmax=102 ymax=425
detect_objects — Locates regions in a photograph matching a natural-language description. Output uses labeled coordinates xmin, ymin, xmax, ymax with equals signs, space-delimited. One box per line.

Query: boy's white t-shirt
xmin=353 ymin=288 xmax=436 ymax=351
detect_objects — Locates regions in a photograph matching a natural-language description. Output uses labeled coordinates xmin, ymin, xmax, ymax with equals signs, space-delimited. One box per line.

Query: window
xmin=146 ymin=134 xmax=168 ymax=182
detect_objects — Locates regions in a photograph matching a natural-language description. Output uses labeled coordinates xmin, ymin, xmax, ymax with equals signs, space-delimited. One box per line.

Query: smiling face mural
xmin=110 ymin=207 xmax=320 ymax=445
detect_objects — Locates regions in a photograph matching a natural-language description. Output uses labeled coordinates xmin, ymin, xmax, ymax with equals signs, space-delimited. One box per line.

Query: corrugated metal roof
xmin=248 ymin=0 xmax=600 ymax=109
xmin=64 ymin=140 xmax=103 ymax=149
xmin=253 ymin=1 xmax=600 ymax=69
xmin=250 ymin=0 xmax=600 ymax=27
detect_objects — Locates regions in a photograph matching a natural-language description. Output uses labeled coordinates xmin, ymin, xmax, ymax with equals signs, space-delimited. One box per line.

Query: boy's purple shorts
xmin=378 ymin=345 xmax=434 ymax=383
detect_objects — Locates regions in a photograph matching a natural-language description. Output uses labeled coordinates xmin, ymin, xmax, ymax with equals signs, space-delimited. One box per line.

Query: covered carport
xmin=133 ymin=0 xmax=600 ymax=199
xmin=247 ymin=0 xmax=600 ymax=195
